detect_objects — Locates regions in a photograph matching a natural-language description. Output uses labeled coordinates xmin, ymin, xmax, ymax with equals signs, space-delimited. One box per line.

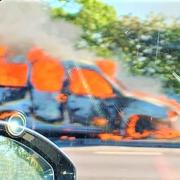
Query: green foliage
xmin=52 ymin=0 xmax=117 ymax=30
xmin=101 ymin=15 xmax=180 ymax=93
xmin=51 ymin=0 xmax=180 ymax=93
xmin=51 ymin=0 xmax=117 ymax=56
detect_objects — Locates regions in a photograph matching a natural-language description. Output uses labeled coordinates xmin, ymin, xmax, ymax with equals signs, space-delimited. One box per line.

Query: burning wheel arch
xmin=125 ymin=114 xmax=156 ymax=139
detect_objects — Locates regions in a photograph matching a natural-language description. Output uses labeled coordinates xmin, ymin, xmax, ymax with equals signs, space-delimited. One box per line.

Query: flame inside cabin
xmin=0 ymin=48 xmax=28 ymax=87
xmin=69 ymin=68 xmax=115 ymax=99
xmin=28 ymin=48 xmax=65 ymax=92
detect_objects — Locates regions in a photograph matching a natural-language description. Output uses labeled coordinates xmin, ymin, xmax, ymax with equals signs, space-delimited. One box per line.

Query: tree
xmin=101 ymin=15 xmax=180 ymax=93
xmin=51 ymin=0 xmax=117 ymax=56
xmin=51 ymin=1 xmax=180 ymax=93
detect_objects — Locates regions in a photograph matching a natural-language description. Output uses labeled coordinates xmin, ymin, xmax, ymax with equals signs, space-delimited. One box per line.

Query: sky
xmin=102 ymin=0 xmax=180 ymax=19
xmin=47 ymin=0 xmax=180 ymax=19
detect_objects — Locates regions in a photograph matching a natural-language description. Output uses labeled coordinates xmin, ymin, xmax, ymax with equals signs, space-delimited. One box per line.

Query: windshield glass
xmin=0 ymin=0 xmax=179 ymax=147
xmin=0 ymin=135 xmax=54 ymax=180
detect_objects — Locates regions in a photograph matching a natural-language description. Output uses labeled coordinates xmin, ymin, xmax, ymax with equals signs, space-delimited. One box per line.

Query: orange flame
xmin=28 ymin=48 xmax=65 ymax=92
xmin=0 ymin=111 xmax=16 ymax=120
xmin=60 ymin=136 xmax=76 ymax=141
xmin=27 ymin=48 xmax=44 ymax=63
xmin=69 ymin=68 xmax=115 ymax=98
xmin=153 ymin=124 xmax=180 ymax=139
xmin=125 ymin=115 xmax=152 ymax=139
xmin=98 ymin=133 xmax=122 ymax=141
xmin=124 ymin=114 xmax=180 ymax=140
xmin=95 ymin=59 xmax=117 ymax=79
xmin=0 ymin=45 xmax=28 ymax=87
xmin=92 ymin=117 xmax=108 ymax=127
xmin=0 ymin=58 xmax=28 ymax=87
xmin=56 ymin=93 xmax=68 ymax=103
xmin=0 ymin=45 xmax=8 ymax=57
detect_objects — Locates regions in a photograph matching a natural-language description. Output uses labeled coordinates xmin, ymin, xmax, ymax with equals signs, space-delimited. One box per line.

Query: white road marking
xmin=94 ymin=151 xmax=163 ymax=156
xmin=63 ymin=146 xmax=180 ymax=154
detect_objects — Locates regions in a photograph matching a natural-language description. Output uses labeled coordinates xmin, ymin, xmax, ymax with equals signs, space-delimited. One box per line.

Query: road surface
xmin=63 ymin=146 xmax=180 ymax=180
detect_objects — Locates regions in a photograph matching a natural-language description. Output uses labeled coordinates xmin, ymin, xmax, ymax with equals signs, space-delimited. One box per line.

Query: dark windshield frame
xmin=0 ymin=121 xmax=76 ymax=180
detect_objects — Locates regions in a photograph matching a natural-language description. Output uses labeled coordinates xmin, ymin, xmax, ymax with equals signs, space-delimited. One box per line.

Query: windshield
xmin=0 ymin=135 xmax=54 ymax=180
xmin=0 ymin=0 xmax=179 ymax=147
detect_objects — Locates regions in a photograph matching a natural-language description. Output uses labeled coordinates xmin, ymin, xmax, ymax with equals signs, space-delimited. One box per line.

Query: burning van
xmin=0 ymin=46 xmax=180 ymax=140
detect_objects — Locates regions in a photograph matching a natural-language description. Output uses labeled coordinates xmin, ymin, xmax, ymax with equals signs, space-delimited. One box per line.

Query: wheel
xmin=125 ymin=115 xmax=154 ymax=139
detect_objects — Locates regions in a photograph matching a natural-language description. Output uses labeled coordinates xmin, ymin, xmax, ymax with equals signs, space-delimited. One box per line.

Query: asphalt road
xmin=62 ymin=146 xmax=180 ymax=180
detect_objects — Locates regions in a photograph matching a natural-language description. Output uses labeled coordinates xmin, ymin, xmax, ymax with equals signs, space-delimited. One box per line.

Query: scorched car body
xmin=0 ymin=47 xmax=180 ymax=139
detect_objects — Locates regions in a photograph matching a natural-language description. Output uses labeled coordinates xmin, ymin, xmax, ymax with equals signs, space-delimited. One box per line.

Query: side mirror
xmin=0 ymin=121 xmax=76 ymax=180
